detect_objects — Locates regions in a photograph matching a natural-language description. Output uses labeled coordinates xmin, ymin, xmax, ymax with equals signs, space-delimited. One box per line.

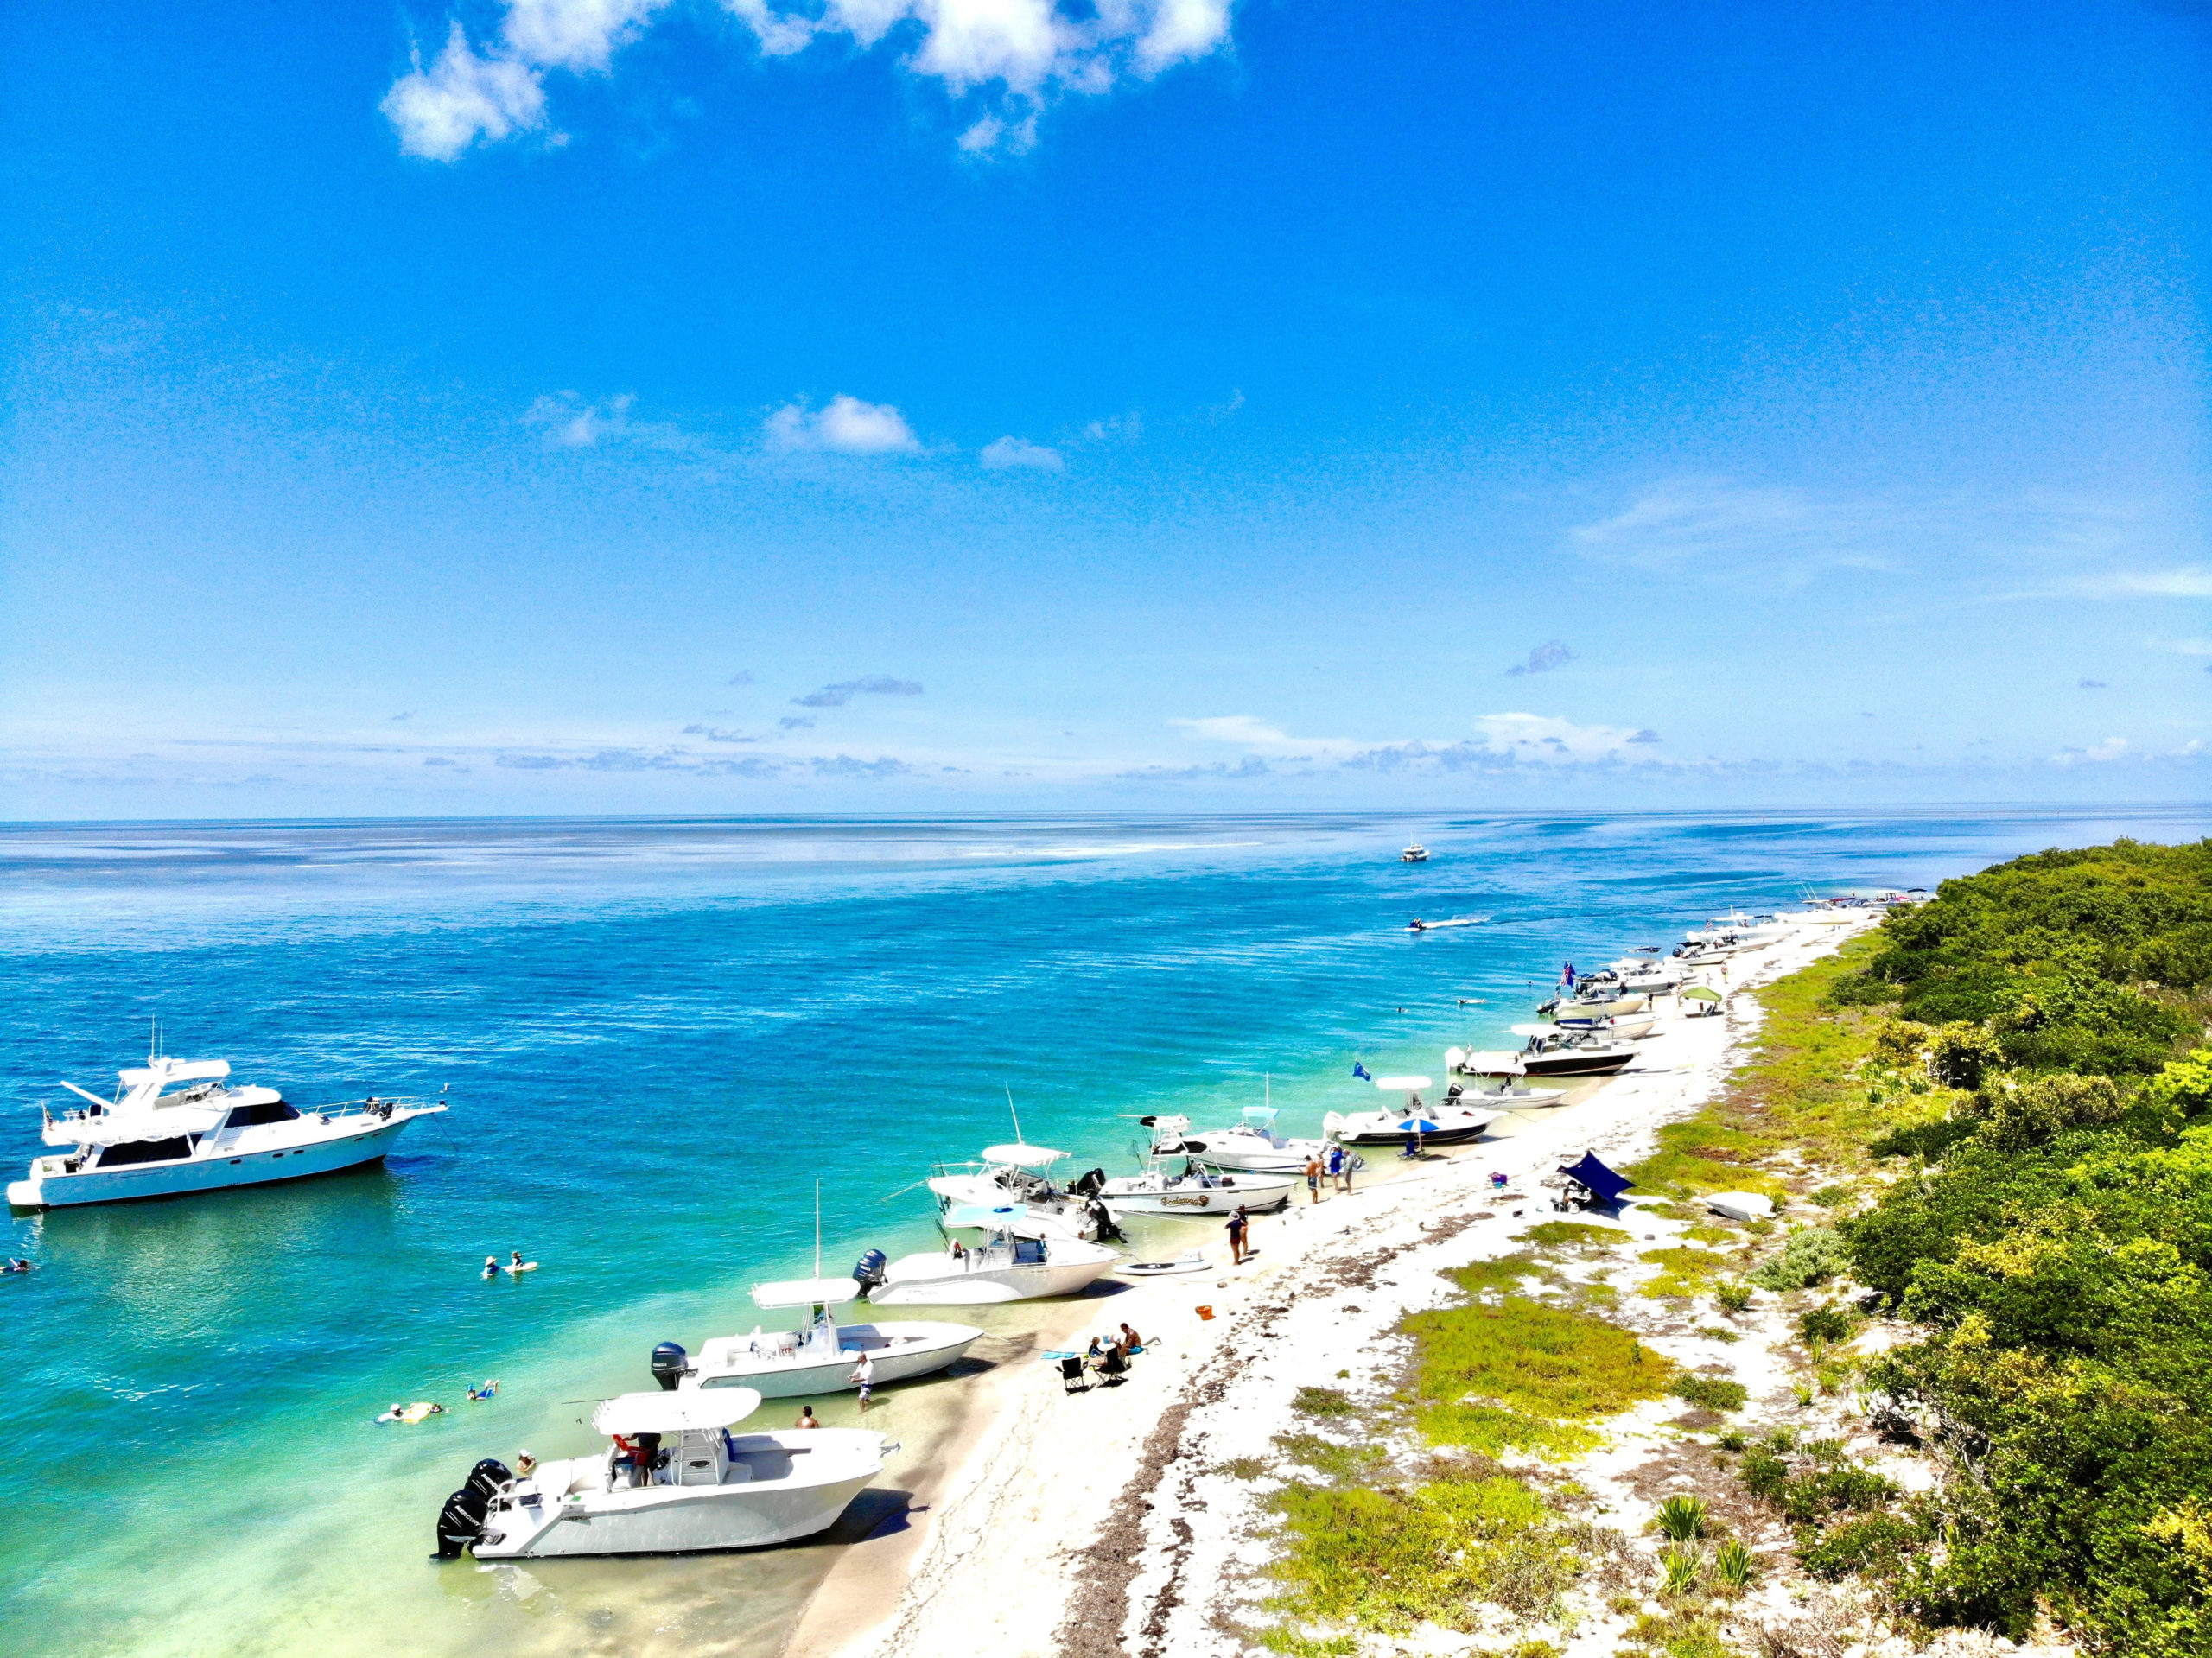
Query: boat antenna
xmin=814 ymin=1180 xmax=822 ymax=1283
xmin=1006 ymin=1083 xmax=1023 ymax=1147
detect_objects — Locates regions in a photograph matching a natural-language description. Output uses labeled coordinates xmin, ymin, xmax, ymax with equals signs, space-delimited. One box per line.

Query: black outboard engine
xmin=650 ymin=1340 xmax=690 ymax=1392
xmin=466 ymin=1458 xmax=512 ymax=1506
xmin=1087 ymin=1197 xmax=1124 ymax=1243
xmin=435 ymin=1485 xmax=486 ymax=1559
xmin=1071 ymin=1167 xmax=1106 ymax=1198
xmin=853 ymin=1248 xmax=888 ymax=1293
xmin=1445 ymin=1083 xmax=1465 ymax=1103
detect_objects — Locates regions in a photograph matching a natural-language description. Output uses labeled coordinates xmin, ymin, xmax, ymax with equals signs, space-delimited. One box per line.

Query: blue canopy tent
xmin=1558 ymin=1153 xmax=1635 ymax=1207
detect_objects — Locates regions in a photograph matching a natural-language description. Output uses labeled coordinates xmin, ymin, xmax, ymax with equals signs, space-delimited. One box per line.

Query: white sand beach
xmin=786 ymin=916 xmax=1883 ymax=1658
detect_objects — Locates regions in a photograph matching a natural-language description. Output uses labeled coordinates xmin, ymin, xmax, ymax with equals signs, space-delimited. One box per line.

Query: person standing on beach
xmin=849 ymin=1350 xmax=874 ymax=1413
xmin=1304 ymin=1153 xmax=1323 ymax=1204
xmin=1326 ymin=1143 xmax=1344 ymax=1193
xmin=1226 ymin=1206 xmax=1249 ymax=1265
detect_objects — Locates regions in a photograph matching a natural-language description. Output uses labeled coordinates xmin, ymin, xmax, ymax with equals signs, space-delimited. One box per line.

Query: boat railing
xmin=302 ymin=1096 xmax=446 ymax=1123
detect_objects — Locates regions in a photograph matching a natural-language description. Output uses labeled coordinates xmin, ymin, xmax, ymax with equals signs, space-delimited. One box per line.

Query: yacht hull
xmin=7 ymin=1116 xmax=420 ymax=1210
xmin=1100 ymin=1176 xmax=1294 ymax=1216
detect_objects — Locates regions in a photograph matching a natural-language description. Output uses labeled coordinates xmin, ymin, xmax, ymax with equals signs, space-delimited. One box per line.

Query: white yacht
xmin=1401 ymin=843 xmax=1431 ymax=862
xmin=854 ymin=1204 xmax=1120 ymax=1305
xmin=1144 ymin=1106 xmax=1352 ymax=1174
xmin=8 ymin=1048 xmax=445 ymax=1210
xmin=656 ymin=1277 xmax=982 ymax=1400
xmin=441 ymin=1388 xmax=888 ymax=1560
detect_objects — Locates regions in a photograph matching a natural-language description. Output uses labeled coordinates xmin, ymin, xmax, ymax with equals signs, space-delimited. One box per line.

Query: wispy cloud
xmin=793 ymin=675 xmax=925 ymax=708
xmin=1568 ymin=479 xmax=1891 ymax=582
xmin=2071 ymin=567 xmax=2212 ymax=599
xmin=681 ymin=724 xmax=762 ymax=743
xmin=524 ymin=390 xmax=694 ymax=450
xmin=980 ymin=435 xmax=1064 ymax=471
xmin=1117 ymin=756 xmax=1272 ymax=781
xmin=1169 ymin=715 xmax=1357 ymax=759
xmin=765 ymin=395 xmax=921 ymax=455
xmin=1505 ymin=640 xmax=1573 ymax=677
xmin=2078 ymin=678 xmax=2108 ymax=689
xmin=2053 ymin=736 xmax=2131 ymax=765
xmin=727 ymin=669 xmax=757 ymax=685
xmin=385 ymin=0 xmax=1234 ymax=162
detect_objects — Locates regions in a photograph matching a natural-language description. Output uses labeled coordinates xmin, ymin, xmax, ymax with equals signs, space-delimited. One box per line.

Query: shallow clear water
xmin=3 ymin=807 xmax=2202 ymax=1655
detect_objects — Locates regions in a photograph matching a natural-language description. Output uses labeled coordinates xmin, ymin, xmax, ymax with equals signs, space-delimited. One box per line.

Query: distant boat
xmin=8 ymin=1043 xmax=444 ymax=1211
xmin=1401 ymin=843 xmax=1431 ymax=862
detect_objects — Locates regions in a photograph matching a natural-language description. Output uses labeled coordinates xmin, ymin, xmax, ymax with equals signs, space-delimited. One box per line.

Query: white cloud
xmin=1471 ymin=712 xmax=1661 ymax=764
xmin=1569 ymin=479 xmax=1894 ymax=584
xmin=2053 ymin=736 xmax=2132 ymax=765
xmin=2169 ymin=638 xmax=2212 ymax=657
xmin=980 ymin=435 xmax=1063 ymax=471
xmin=764 ymin=394 xmax=921 ymax=454
xmin=1171 ymin=715 xmax=1356 ymax=758
xmin=2087 ymin=568 xmax=2212 ymax=599
xmin=388 ymin=0 xmax=1235 ymax=160
xmin=382 ymin=22 xmax=550 ymax=162
xmin=523 ymin=390 xmax=695 ymax=450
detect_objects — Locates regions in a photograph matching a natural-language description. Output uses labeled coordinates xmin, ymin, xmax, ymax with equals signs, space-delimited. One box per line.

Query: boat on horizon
xmin=1400 ymin=843 xmax=1431 ymax=862
xmin=7 ymin=1041 xmax=445 ymax=1211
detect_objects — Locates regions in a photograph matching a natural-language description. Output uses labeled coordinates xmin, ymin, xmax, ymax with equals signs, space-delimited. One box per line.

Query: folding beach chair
xmin=1060 ymin=1356 xmax=1091 ymax=1394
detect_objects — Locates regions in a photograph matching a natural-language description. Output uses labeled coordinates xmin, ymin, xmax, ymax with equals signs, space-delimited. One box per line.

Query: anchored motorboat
xmin=1144 ymin=1104 xmax=1356 ymax=1175
xmin=1401 ymin=843 xmax=1431 ymax=862
xmin=657 ymin=1276 xmax=982 ymax=1400
xmin=7 ymin=1041 xmax=445 ymax=1210
xmin=438 ymin=1388 xmax=888 ymax=1560
xmin=1076 ymin=1159 xmax=1294 ymax=1217
xmin=853 ymin=1204 xmax=1120 ymax=1305
xmin=1439 ymin=1062 xmax=1570 ymax=1108
xmin=1324 ymin=1075 xmax=1493 ymax=1147
xmin=926 ymin=1142 xmax=1116 ymax=1240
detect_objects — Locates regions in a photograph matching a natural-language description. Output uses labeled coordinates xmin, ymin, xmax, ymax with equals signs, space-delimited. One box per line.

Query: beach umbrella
xmin=1681 ymin=986 xmax=1723 ymax=1003
xmin=1396 ymin=1116 xmax=1442 ymax=1133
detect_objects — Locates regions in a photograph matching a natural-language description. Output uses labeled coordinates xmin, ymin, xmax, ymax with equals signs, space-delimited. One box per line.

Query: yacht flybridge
xmin=7 ymin=1047 xmax=445 ymax=1210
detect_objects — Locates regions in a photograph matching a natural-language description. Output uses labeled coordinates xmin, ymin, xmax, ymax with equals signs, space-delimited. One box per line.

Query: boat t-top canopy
xmin=1373 ymin=1075 xmax=1432 ymax=1091
xmin=982 ymin=1142 xmax=1066 ymax=1168
xmin=1240 ymin=1105 xmax=1279 ymax=1123
xmin=943 ymin=1202 xmax=1066 ymax=1236
xmin=751 ymin=1277 xmax=863 ymax=1310
xmin=593 ymin=1388 xmax=762 ymax=1436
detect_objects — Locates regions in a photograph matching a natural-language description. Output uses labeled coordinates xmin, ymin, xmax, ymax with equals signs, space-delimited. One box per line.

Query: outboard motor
xmin=466 ymin=1458 xmax=513 ymax=1507
xmin=435 ymin=1485 xmax=486 ymax=1560
xmin=650 ymin=1340 xmax=690 ymax=1392
xmin=1071 ymin=1168 xmax=1106 ymax=1198
xmin=1445 ymin=1083 xmax=1465 ymax=1103
xmin=1087 ymin=1197 xmax=1124 ymax=1243
xmin=852 ymin=1248 xmax=888 ymax=1293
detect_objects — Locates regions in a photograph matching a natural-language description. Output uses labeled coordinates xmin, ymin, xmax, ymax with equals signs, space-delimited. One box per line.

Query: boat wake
xmin=1407 ymin=915 xmax=1489 ymax=932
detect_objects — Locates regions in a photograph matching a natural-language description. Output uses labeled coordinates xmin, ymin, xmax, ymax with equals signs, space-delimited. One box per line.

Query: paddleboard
xmin=1118 ymin=1253 xmax=1210 ymax=1277
xmin=503 ymin=1262 xmax=539 ymax=1274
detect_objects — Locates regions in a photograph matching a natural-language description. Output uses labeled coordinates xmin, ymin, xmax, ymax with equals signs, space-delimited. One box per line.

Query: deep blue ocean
xmin=3 ymin=808 xmax=2203 ymax=1656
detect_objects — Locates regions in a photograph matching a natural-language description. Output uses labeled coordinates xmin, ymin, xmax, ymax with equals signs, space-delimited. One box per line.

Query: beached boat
xmin=7 ymin=1045 xmax=445 ymax=1210
xmin=1324 ymin=1074 xmax=1493 ymax=1147
xmin=1079 ymin=1160 xmax=1294 ymax=1217
xmin=1143 ymin=1105 xmax=1350 ymax=1174
xmin=926 ymin=1142 xmax=1112 ymax=1239
xmin=853 ymin=1204 xmax=1119 ymax=1305
xmin=1438 ymin=1064 xmax=1570 ymax=1109
xmin=440 ymin=1388 xmax=888 ymax=1560
xmin=655 ymin=1277 xmax=982 ymax=1399
xmin=1459 ymin=1032 xmax=1637 ymax=1079
xmin=1550 ymin=1012 xmax=1657 ymax=1039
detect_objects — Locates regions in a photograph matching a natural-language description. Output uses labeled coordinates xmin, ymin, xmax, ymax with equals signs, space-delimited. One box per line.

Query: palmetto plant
xmin=1656 ymin=1494 xmax=1709 ymax=1540
xmin=1712 ymin=1538 xmax=1757 ymax=1591
xmin=1660 ymin=1544 xmax=1704 ymax=1597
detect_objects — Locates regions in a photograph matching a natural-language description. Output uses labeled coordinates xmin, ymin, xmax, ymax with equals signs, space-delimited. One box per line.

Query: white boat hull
xmin=866 ymin=1252 xmax=1116 ymax=1306
xmin=1100 ymin=1175 xmax=1294 ymax=1216
xmin=687 ymin=1322 xmax=981 ymax=1398
xmin=7 ymin=1115 xmax=423 ymax=1210
xmin=1324 ymin=1107 xmax=1493 ymax=1147
xmin=474 ymin=1431 xmax=883 ymax=1558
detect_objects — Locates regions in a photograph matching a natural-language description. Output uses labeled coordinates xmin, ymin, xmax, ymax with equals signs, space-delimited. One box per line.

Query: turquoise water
xmin=3 ymin=807 xmax=2203 ymax=1655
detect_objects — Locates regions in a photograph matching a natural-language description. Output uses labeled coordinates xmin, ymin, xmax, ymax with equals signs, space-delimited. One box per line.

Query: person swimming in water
xmin=482 ymin=1255 xmax=499 ymax=1279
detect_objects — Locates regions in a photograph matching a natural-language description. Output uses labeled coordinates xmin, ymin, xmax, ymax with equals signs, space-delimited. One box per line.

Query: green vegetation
xmin=1656 ymin=1494 xmax=1709 ymax=1540
xmin=1670 ymin=1373 xmax=1748 ymax=1413
xmin=1710 ymin=1538 xmax=1756 ymax=1592
xmin=1291 ymin=1385 xmax=1354 ymax=1418
xmin=1746 ymin=1226 xmax=1850 ymax=1291
xmin=1516 ymin=1220 xmax=1627 ymax=1248
xmin=1826 ymin=841 xmax=2212 ymax=1651
xmin=1796 ymin=1305 xmax=1851 ymax=1344
xmin=1272 ymin=1432 xmax=1385 ymax=1481
xmin=1638 ymin=1244 xmax=1730 ymax=1299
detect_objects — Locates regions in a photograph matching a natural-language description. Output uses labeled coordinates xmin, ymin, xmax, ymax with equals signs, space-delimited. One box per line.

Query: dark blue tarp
xmin=1559 ymin=1153 xmax=1634 ymax=1206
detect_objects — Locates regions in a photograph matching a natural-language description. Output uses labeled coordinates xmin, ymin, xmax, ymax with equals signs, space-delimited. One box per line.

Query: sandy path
xmin=785 ymin=918 xmax=1872 ymax=1658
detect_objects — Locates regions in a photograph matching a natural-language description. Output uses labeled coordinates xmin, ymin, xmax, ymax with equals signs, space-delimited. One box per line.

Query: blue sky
xmin=3 ymin=0 xmax=2210 ymax=817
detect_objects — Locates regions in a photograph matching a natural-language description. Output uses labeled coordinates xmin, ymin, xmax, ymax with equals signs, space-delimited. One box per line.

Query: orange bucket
xmin=1196 ymin=1305 xmax=1215 ymax=1321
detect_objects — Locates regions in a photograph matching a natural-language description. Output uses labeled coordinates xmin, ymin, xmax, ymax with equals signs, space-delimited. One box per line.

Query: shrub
xmin=1750 ymin=1227 xmax=1851 ymax=1291
xmin=1293 ymin=1386 xmax=1354 ymax=1417
xmin=1671 ymin=1374 xmax=1749 ymax=1412
xmin=1659 ymin=1543 xmax=1703 ymax=1597
xmin=1929 ymin=1021 xmax=2005 ymax=1089
xmin=1714 ymin=1279 xmax=1755 ymax=1312
xmin=1797 ymin=1305 xmax=1851 ymax=1344
xmin=1866 ymin=1115 xmax=1978 ymax=1161
xmin=1656 ymin=1494 xmax=1709 ymax=1540
xmin=1966 ymin=1071 xmax=2124 ymax=1150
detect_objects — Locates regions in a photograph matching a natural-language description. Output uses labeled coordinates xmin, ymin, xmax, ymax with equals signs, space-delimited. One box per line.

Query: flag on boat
xmin=1351 ymin=1061 xmax=1372 ymax=1081
xmin=1563 ymin=962 xmax=1577 ymax=988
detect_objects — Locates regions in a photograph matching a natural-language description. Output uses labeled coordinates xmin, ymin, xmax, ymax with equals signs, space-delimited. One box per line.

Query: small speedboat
xmin=1145 ymin=1106 xmax=1354 ymax=1175
xmin=1324 ymin=1075 xmax=1492 ymax=1147
xmin=1550 ymin=1013 xmax=1656 ymax=1040
xmin=1463 ymin=1032 xmax=1637 ymax=1078
xmin=1438 ymin=1064 xmax=1570 ymax=1109
xmin=854 ymin=1206 xmax=1119 ymax=1305
xmin=438 ymin=1388 xmax=888 ymax=1560
xmin=656 ymin=1278 xmax=982 ymax=1400
xmin=9 ymin=1043 xmax=445 ymax=1211
xmin=1079 ymin=1160 xmax=1294 ymax=1217
xmin=927 ymin=1143 xmax=1113 ymax=1239
xmin=1401 ymin=843 xmax=1431 ymax=862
